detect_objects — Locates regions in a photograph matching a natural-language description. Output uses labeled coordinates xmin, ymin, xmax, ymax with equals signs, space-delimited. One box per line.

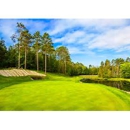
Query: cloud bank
xmin=0 ymin=19 xmax=130 ymax=66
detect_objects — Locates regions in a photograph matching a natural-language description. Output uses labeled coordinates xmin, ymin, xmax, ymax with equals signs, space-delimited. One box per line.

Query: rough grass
xmin=0 ymin=73 xmax=130 ymax=110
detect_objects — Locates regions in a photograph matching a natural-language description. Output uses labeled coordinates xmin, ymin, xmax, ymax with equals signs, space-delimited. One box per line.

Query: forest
xmin=0 ymin=22 xmax=98 ymax=76
xmin=98 ymin=58 xmax=130 ymax=78
xmin=0 ymin=22 xmax=130 ymax=78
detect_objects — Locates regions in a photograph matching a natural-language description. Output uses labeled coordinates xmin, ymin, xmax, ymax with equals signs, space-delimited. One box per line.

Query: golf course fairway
xmin=0 ymin=74 xmax=130 ymax=110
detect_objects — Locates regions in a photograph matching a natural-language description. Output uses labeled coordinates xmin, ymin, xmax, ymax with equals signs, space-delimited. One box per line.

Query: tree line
xmin=0 ymin=22 xmax=98 ymax=76
xmin=98 ymin=57 xmax=130 ymax=78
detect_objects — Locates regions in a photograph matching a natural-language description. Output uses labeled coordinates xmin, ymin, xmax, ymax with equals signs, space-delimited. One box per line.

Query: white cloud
xmin=67 ymin=47 xmax=83 ymax=54
xmin=66 ymin=45 xmax=95 ymax=55
xmin=53 ymin=30 xmax=87 ymax=44
xmin=49 ymin=19 xmax=77 ymax=35
xmin=53 ymin=30 xmax=96 ymax=48
xmin=52 ymin=19 xmax=130 ymax=55
xmin=49 ymin=19 xmax=128 ymax=35
xmin=88 ymin=26 xmax=130 ymax=51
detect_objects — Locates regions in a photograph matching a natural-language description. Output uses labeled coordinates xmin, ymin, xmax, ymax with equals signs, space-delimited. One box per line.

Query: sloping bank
xmin=80 ymin=78 xmax=130 ymax=92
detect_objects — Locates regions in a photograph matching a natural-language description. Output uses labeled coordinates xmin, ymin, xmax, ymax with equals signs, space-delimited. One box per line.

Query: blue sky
xmin=0 ymin=19 xmax=130 ymax=67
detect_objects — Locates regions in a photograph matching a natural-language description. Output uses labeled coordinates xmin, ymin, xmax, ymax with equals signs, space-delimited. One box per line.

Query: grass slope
xmin=0 ymin=73 xmax=130 ymax=110
xmin=0 ymin=76 xmax=31 ymax=90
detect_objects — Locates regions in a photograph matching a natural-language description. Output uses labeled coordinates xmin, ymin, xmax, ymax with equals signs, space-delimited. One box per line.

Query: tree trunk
xmin=24 ymin=46 xmax=27 ymax=69
xmin=18 ymin=43 xmax=20 ymax=69
xmin=45 ymin=52 xmax=47 ymax=74
xmin=48 ymin=55 xmax=51 ymax=72
xmin=36 ymin=51 xmax=39 ymax=71
xmin=64 ymin=60 xmax=66 ymax=74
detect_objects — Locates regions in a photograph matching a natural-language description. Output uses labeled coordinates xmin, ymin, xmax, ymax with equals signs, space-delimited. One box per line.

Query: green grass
xmin=0 ymin=73 xmax=130 ymax=110
xmin=0 ymin=76 xmax=31 ymax=90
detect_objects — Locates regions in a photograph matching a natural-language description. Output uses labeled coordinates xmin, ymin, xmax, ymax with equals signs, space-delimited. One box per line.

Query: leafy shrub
xmin=120 ymin=63 xmax=130 ymax=78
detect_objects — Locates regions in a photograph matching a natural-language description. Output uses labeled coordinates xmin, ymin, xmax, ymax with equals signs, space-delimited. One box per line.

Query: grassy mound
xmin=0 ymin=73 xmax=130 ymax=110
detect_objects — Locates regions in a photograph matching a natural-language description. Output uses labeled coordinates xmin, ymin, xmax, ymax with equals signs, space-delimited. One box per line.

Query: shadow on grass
xmin=0 ymin=76 xmax=31 ymax=90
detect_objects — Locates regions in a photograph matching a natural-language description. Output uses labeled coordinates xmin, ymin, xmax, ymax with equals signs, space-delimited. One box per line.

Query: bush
xmin=120 ymin=63 xmax=130 ymax=78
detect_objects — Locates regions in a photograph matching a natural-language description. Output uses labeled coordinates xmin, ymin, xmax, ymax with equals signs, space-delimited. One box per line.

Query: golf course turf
xmin=0 ymin=73 xmax=130 ymax=110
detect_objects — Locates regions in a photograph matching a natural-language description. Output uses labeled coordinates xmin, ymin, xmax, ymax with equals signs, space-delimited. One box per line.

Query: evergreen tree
xmin=0 ymin=38 xmax=7 ymax=68
xmin=21 ymin=30 xmax=32 ymax=69
xmin=56 ymin=46 xmax=71 ymax=74
xmin=33 ymin=31 xmax=42 ymax=71
xmin=11 ymin=22 xmax=27 ymax=69
xmin=41 ymin=32 xmax=54 ymax=74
